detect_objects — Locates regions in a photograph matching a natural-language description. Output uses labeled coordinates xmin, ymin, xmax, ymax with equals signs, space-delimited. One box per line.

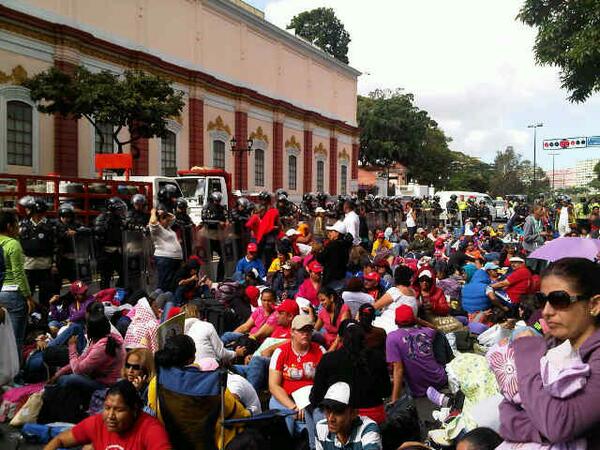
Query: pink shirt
xmin=296 ymin=279 xmax=320 ymax=306
xmin=250 ymin=308 xmax=278 ymax=335
xmin=318 ymin=303 xmax=350 ymax=347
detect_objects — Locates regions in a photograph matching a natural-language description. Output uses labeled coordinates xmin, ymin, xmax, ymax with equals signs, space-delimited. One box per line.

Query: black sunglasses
xmin=535 ymin=291 xmax=588 ymax=310
xmin=125 ymin=362 xmax=142 ymax=371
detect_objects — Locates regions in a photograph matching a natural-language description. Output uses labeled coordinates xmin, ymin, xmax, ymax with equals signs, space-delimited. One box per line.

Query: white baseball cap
xmin=320 ymin=381 xmax=351 ymax=411
xmin=509 ymin=257 xmax=525 ymax=263
xmin=326 ymin=221 xmax=347 ymax=234
xmin=286 ymin=228 xmax=301 ymax=237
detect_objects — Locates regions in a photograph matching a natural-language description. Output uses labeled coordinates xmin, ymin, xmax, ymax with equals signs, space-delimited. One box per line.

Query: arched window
xmin=316 ymin=160 xmax=325 ymax=193
xmin=254 ymin=148 xmax=265 ymax=187
xmin=161 ymin=130 xmax=177 ymax=176
xmin=213 ymin=140 xmax=225 ymax=169
xmin=7 ymin=100 xmax=33 ymax=166
xmin=340 ymin=165 xmax=348 ymax=195
xmin=94 ymin=123 xmax=114 ymax=154
xmin=288 ymin=155 xmax=297 ymax=190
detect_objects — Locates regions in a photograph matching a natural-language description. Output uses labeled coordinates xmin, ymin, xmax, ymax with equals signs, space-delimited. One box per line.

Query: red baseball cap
xmin=70 ymin=281 xmax=89 ymax=296
xmin=245 ymin=285 xmax=260 ymax=307
xmin=364 ymin=271 xmax=380 ymax=283
xmin=308 ymin=261 xmax=324 ymax=273
xmin=376 ymin=231 xmax=385 ymax=239
xmin=247 ymin=243 xmax=258 ymax=253
xmin=395 ymin=305 xmax=416 ymax=326
xmin=276 ymin=298 xmax=300 ymax=316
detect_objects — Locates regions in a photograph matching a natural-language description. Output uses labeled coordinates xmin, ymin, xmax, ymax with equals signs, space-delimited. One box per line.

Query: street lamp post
xmin=527 ymin=123 xmax=544 ymax=195
xmin=230 ymin=137 xmax=254 ymax=191
xmin=549 ymin=152 xmax=559 ymax=192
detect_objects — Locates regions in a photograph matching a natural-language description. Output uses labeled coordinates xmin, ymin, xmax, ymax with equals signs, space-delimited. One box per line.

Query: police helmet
xmin=210 ymin=191 xmax=223 ymax=204
xmin=176 ymin=198 xmax=188 ymax=210
xmin=58 ymin=202 xmax=75 ymax=217
xmin=236 ymin=197 xmax=250 ymax=209
xmin=450 ymin=194 xmax=457 ymax=200
xmin=158 ymin=184 xmax=179 ymax=203
xmin=18 ymin=195 xmax=36 ymax=211
xmin=107 ymin=197 xmax=127 ymax=213
xmin=131 ymin=194 xmax=147 ymax=206
xmin=258 ymin=191 xmax=271 ymax=202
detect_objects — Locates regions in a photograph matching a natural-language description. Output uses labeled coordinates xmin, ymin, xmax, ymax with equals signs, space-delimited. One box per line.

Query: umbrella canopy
xmin=529 ymin=237 xmax=600 ymax=262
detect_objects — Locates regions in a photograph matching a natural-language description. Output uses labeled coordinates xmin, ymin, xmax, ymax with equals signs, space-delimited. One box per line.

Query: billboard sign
xmin=543 ymin=137 xmax=587 ymax=150
xmin=587 ymin=136 xmax=600 ymax=147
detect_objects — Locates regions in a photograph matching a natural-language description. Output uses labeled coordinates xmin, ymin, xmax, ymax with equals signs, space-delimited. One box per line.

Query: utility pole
xmin=549 ymin=152 xmax=559 ymax=191
xmin=528 ymin=123 xmax=544 ymax=195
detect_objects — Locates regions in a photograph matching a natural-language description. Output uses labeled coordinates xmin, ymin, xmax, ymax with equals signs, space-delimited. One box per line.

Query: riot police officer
xmin=276 ymin=189 xmax=296 ymax=227
xmin=446 ymin=194 xmax=460 ymax=227
xmin=230 ymin=197 xmax=252 ymax=257
xmin=55 ymin=203 xmax=88 ymax=285
xmin=125 ymin=194 xmax=150 ymax=232
xmin=300 ymin=193 xmax=315 ymax=221
xmin=466 ymin=197 xmax=479 ymax=223
xmin=157 ymin=184 xmax=179 ymax=213
xmin=201 ymin=191 xmax=228 ymax=281
xmin=173 ymin=197 xmax=194 ymax=260
xmin=18 ymin=196 xmax=57 ymax=308
xmin=431 ymin=196 xmax=443 ymax=228
xmin=94 ymin=197 xmax=127 ymax=289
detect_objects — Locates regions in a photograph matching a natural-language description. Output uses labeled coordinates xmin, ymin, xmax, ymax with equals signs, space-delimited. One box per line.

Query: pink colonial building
xmin=0 ymin=0 xmax=360 ymax=195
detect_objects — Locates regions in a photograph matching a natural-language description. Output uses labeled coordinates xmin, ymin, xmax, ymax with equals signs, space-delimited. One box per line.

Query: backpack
xmin=37 ymin=384 xmax=91 ymax=425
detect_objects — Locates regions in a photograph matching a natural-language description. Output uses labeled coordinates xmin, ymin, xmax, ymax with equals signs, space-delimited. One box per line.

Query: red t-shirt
xmin=71 ymin=412 xmax=171 ymax=450
xmin=506 ymin=266 xmax=532 ymax=304
xmin=271 ymin=324 xmax=292 ymax=339
xmin=269 ymin=341 xmax=324 ymax=395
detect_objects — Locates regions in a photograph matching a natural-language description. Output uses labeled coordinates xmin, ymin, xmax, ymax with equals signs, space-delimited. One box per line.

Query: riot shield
xmin=221 ymin=224 xmax=241 ymax=281
xmin=366 ymin=212 xmax=377 ymax=233
xmin=194 ymin=221 xmax=239 ymax=282
xmin=123 ymin=230 xmax=150 ymax=293
xmin=73 ymin=231 xmax=95 ymax=285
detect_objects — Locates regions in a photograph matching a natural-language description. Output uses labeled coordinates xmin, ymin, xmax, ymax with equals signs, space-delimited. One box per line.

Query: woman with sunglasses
xmin=122 ymin=348 xmax=155 ymax=405
xmin=499 ymin=257 xmax=600 ymax=447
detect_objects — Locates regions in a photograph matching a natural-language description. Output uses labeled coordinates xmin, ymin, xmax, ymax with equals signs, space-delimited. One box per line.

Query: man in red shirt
xmin=269 ymin=314 xmax=325 ymax=449
xmin=44 ymin=380 xmax=171 ymax=450
xmin=490 ymin=257 xmax=532 ymax=305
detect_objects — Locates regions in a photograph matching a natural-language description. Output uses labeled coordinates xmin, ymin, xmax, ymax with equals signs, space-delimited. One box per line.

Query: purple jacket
xmin=499 ymin=330 xmax=600 ymax=447
xmin=49 ymin=295 xmax=95 ymax=323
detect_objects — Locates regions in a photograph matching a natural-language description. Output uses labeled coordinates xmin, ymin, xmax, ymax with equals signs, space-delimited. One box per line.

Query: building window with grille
xmin=254 ymin=148 xmax=265 ymax=186
xmin=7 ymin=101 xmax=33 ymax=166
xmin=161 ymin=130 xmax=177 ymax=176
xmin=316 ymin=160 xmax=325 ymax=193
xmin=95 ymin=122 xmax=114 ymax=154
xmin=340 ymin=165 xmax=347 ymax=195
xmin=288 ymin=155 xmax=297 ymax=190
xmin=213 ymin=140 xmax=225 ymax=169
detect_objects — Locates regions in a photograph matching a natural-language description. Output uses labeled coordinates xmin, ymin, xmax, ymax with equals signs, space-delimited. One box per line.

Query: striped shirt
xmin=315 ymin=416 xmax=382 ymax=450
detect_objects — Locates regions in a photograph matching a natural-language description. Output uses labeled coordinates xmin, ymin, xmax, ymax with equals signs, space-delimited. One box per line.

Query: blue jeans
xmin=233 ymin=356 xmax=270 ymax=391
xmin=57 ymin=374 xmax=106 ymax=394
xmin=269 ymin=396 xmax=323 ymax=450
xmin=0 ymin=291 xmax=27 ymax=356
xmin=49 ymin=321 xmax=86 ymax=354
xmin=221 ymin=331 xmax=243 ymax=345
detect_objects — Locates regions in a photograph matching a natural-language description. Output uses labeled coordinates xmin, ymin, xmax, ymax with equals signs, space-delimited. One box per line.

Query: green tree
xmin=287 ymin=7 xmax=351 ymax=63
xmin=24 ymin=66 xmax=185 ymax=155
xmin=518 ymin=0 xmax=600 ymax=102
xmin=445 ymin=152 xmax=493 ymax=192
xmin=588 ymin=161 xmax=600 ymax=191
xmin=489 ymin=146 xmax=526 ymax=196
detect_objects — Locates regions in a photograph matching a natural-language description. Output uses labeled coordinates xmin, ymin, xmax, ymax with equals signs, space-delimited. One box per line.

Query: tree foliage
xmin=488 ymin=146 xmax=549 ymax=196
xmin=445 ymin=152 xmax=493 ymax=193
xmin=358 ymin=89 xmax=455 ymax=188
xmin=518 ymin=0 xmax=600 ymax=102
xmin=287 ymin=7 xmax=351 ymax=63
xmin=24 ymin=66 xmax=185 ymax=154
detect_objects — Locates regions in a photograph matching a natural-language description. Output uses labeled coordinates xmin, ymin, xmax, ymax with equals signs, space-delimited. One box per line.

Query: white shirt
xmin=406 ymin=208 xmax=416 ymax=228
xmin=149 ymin=223 xmax=183 ymax=259
xmin=227 ymin=373 xmax=262 ymax=415
xmin=343 ymin=210 xmax=361 ymax=245
xmin=185 ymin=319 xmax=236 ymax=364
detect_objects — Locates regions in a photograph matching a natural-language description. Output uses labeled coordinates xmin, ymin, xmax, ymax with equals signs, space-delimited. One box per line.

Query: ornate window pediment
xmin=207 ymin=115 xmax=231 ymax=135
xmin=314 ymin=142 xmax=327 ymax=158
xmin=249 ymin=126 xmax=269 ymax=145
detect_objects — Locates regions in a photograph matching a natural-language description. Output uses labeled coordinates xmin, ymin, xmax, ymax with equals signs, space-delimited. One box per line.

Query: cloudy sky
xmin=246 ymin=0 xmax=600 ymax=170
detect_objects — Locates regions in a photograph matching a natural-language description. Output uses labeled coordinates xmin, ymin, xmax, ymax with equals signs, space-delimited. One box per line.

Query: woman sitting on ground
xmin=373 ymin=265 xmax=418 ymax=334
xmin=122 ymin=348 xmax=155 ymax=405
xmin=271 ymin=261 xmax=303 ymax=301
xmin=311 ymin=287 xmax=352 ymax=350
xmin=49 ymin=312 xmax=126 ymax=395
xmin=44 ymin=380 xmax=171 ymax=450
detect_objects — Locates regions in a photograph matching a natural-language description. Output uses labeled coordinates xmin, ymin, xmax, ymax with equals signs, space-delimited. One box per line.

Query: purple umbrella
xmin=529 ymin=237 xmax=600 ymax=262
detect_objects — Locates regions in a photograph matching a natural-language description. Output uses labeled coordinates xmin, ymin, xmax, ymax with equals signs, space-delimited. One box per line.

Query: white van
xmin=436 ymin=191 xmax=496 ymax=221
xmin=113 ymin=176 xmax=183 ymax=207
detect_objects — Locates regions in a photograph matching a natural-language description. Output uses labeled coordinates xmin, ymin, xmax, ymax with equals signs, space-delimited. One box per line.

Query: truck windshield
xmin=177 ymin=177 xmax=205 ymax=205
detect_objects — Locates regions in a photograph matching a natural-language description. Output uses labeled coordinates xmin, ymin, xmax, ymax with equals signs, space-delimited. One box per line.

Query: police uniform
xmin=94 ymin=210 xmax=125 ymax=289
xmin=202 ymin=202 xmax=227 ymax=281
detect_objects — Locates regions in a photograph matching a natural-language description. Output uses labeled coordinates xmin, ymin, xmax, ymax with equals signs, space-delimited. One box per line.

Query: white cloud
xmin=262 ymin=0 xmax=600 ymax=167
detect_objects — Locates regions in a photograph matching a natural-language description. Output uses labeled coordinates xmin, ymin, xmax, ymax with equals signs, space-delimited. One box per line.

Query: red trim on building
xmin=329 ymin=137 xmax=338 ymax=195
xmin=303 ymin=130 xmax=313 ymax=192
xmin=0 ymin=5 xmax=358 ymax=137
xmin=53 ymin=60 xmax=78 ymax=176
xmin=273 ymin=122 xmax=283 ymax=190
xmin=234 ymin=111 xmax=248 ymax=191
xmin=189 ymin=98 xmax=204 ymax=167
xmin=352 ymin=142 xmax=359 ymax=179
xmin=132 ymin=138 xmax=149 ymax=175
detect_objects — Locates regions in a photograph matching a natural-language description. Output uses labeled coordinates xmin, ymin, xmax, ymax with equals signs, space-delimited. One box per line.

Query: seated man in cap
xmin=371 ymin=231 xmax=394 ymax=258
xmin=315 ymin=382 xmax=382 ymax=450
xmin=269 ymin=314 xmax=325 ymax=450
xmin=233 ymin=242 xmax=266 ymax=282
xmin=489 ymin=256 xmax=532 ymax=305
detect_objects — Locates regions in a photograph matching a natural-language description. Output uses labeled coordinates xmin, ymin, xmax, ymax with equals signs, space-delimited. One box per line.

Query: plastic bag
xmin=9 ymin=391 xmax=43 ymax=426
xmin=0 ymin=307 xmax=19 ymax=385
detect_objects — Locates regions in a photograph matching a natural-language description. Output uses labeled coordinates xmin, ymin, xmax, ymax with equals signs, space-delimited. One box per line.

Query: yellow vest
xmin=458 ymin=201 xmax=468 ymax=211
